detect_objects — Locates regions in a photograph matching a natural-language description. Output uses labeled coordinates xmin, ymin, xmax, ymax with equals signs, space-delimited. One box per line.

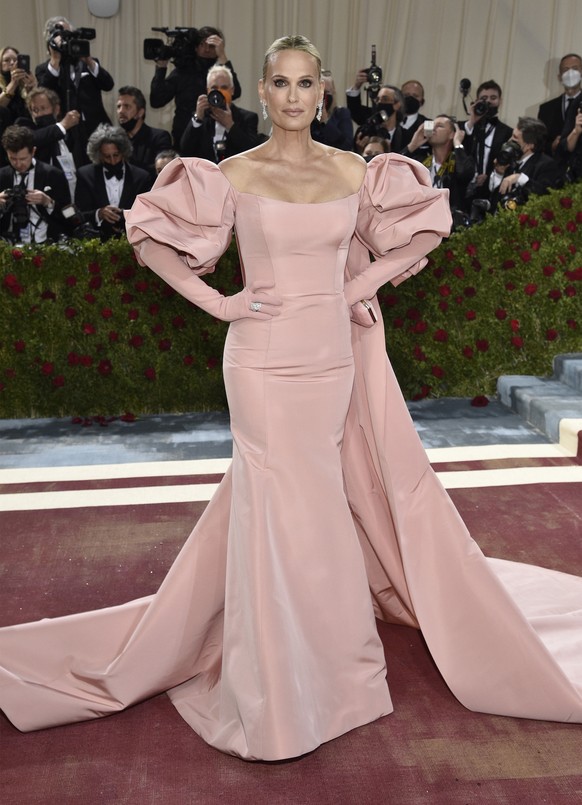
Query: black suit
xmin=461 ymin=117 xmax=513 ymax=200
xmin=179 ymin=105 xmax=260 ymax=161
xmin=0 ymin=159 xmax=71 ymax=242
xmin=15 ymin=117 xmax=78 ymax=170
xmin=490 ymin=151 xmax=566 ymax=210
xmin=538 ymin=93 xmax=581 ymax=152
xmin=75 ymin=162 xmax=152 ymax=240
xmin=127 ymin=123 xmax=172 ymax=178
xmin=35 ymin=59 xmax=115 ymax=165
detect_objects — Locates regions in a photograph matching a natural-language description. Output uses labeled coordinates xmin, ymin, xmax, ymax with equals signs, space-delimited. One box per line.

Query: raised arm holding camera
xmin=35 ymin=17 xmax=114 ymax=166
xmin=0 ymin=47 xmax=36 ymax=137
xmin=148 ymin=26 xmax=242 ymax=149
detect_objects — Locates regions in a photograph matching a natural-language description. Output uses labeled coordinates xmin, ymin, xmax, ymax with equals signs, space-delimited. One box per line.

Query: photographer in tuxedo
xmin=75 ymin=124 xmax=152 ymax=240
xmin=179 ymin=65 xmax=260 ymax=161
xmin=0 ymin=124 xmax=70 ymax=243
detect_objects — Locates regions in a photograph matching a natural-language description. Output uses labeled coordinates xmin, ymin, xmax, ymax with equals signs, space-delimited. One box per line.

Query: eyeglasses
xmin=2 ymin=55 xmax=18 ymax=64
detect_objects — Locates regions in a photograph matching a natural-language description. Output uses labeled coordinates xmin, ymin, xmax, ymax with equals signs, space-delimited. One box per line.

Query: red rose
xmin=444 ymin=249 xmax=455 ymax=261
xmin=406 ymin=307 xmax=421 ymax=320
xmin=158 ymin=339 xmax=172 ymax=351
xmin=82 ymin=323 xmax=96 ymax=335
xmin=89 ymin=276 xmax=102 ymax=290
xmin=438 ymin=285 xmax=451 ymax=297
xmin=413 ymin=320 xmax=428 ymax=333
xmin=98 ymin=359 xmax=113 ymax=376
xmin=528 ymin=218 xmax=539 ymax=229
xmin=11 ymin=248 xmax=23 ymax=260
xmin=135 ymin=280 xmax=149 ymax=292
xmin=79 ymin=355 xmax=93 ymax=367
xmin=453 ymin=267 xmax=465 ymax=278
xmin=524 ymin=283 xmax=538 ymax=296
xmin=413 ymin=345 xmax=427 ymax=361
xmin=511 ymin=336 xmax=524 ymax=348
xmin=384 ymin=294 xmax=399 ymax=307
xmin=462 ymin=346 xmax=474 ymax=359
xmin=431 ymin=365 xmax=445 ymax=378
xmin=149 ymin=303 xmax=161 ymax=316
xmin=52 ymin=375 xmax=65 ymax=387
xmin=416 ymin=289 xmax=426 ymax=300
xmin=41 ymin=289 xmax=56 ymax=300
xmin=531 ymin=240 xmax=541 ymax=251
xmin=183 ymin=355 xmax=194 ymax=366
xmin=121 ymin=292 xmax=134 ymax=304
xmin=464 ymin=286 xmax=476 ymax=297
xmin=32 ymin=255 xmax=43 ymax=267
xmin=128 ymin=309 xmax=139 ymax=321
xmin=505 ymin=282 xmax=516 ymax=291
xmin=14 ymin=339 xmax=25 ymax=352
xmin=543 ymin=265 xmax=556 ymax=276
xmin=144 ymin=367 xmax=156 ymax=380
xmin=466 ymin=244 xmax=477 ymax=257
xmin=551 ymin=225 xmax=563 ymax=234
xmin=465 ymin=310 xmax=476 ymax=321
xmin=151 ymin=323 xmax=163 ymax=334
xmin=412 ymin=384 xmax=431 ymax=400
xmin=108 ymin=331 xmax=119 ymax=342
xmin=101 ymin=308 xmax=113 ymax=319
xmin=569 ymin=244 xmax=577 ymax=254
xmin=495 ymin=308 xmax=507 ymax=320
xmin=3 ymin=274 xmax=24 ymax=296
xmin=432 ymin=267 xmax=445 ymax=279
xmin=565 ymin=285 xmax=577 ymax=297
xmin=475 ymin=339 xmax=489 ymax=352
xmin=88 ymin=262 xmax=101 ymax=274
xmin=510 ymin=319 xmax=520 ymax=332
xmin=502 ymin=260 xmax=515 ymax=269
xmin=66 ymin=275 xmax=77 ymax=286
xmin=68 ymin=352 xmax=79 ymax=366
xmin=84 ymin=293 xmax=96 ymax=304
xmin=438 ymin=301 xmax=449 ymax=312
xmin=110 ymin=254 xmax=120 ymax=265
xmin=518 ymin=213 xmax=529 ymax=226
xmin=129 ymin=335 xmax=144 ymax=348
xmin=566 ymin=319 xmax=578 ymax=329
xmin=520 ymin=250 xmax=532 ymax=263
xmin=433 ymin=328 xmax=449 ymax=342
xmin=172 ymin=316 xmax=186 ymax=329
xmin=65 ymin=306 xmax=77 ymax=319
xmin=566 ymin=221 xmax=577 ymax=233
xmin=565 ymin=267 xmax=582 ymax=280
xmin=548 ymin=289 xmax=562 ymax=300
xmin=120 ymin=412 xmax=136 ymax=422
xmin=541 ymin=209 xmax=555 ymax=221
xmin=546 ymin=329 xmax=558 ymax=341
xmin=206 ymin=357 xmax=219 ymax=369
xmin=392 ymin=318 xmax=404 ymax=328
xmin=560 ymin=197 xmax=573 ymax=208
xmin=41 ymin=361 xmax=54 ymax=375
xmin=470 ymin=395 xmax=489 ymax=407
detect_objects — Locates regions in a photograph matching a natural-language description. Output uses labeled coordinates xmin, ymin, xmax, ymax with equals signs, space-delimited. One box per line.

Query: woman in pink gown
xmin=0 ymin=36 xmax=581 ymax=762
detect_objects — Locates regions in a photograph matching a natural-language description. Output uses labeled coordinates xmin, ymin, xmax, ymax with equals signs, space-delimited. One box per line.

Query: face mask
xmin=34 ymin=114 xmax=57 ymax=127
xmin=404 ymin=96 xmax=421 ymax=115
xmin=562 ymin=69 xmax=581 ymax=89
xmin=324 ymin=93 xmax=333 ymax=112
xmin=119 ymin=117 xmax=137 ymax=132
xmin=376 ymin=102 xmax=394 ymax=117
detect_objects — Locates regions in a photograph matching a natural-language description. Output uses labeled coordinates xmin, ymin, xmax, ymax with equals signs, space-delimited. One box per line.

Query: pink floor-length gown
xmin=0 ymin=155 xmax=581 ymax=761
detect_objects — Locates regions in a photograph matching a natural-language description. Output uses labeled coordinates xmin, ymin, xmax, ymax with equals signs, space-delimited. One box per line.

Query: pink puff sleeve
xmin=125 ymin=157 xmax=235 ymax=275
xmin=344 ymin=154 xmax=452 ymax=306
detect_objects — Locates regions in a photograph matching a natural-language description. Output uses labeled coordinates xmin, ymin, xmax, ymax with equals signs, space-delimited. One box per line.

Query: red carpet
xmin=1 ymin=447 xmax=581 ymax=804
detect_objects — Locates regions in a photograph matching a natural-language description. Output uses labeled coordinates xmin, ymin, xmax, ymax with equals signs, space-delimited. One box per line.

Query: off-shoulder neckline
xmin=217 ymin=163 xmax=365 ymax=206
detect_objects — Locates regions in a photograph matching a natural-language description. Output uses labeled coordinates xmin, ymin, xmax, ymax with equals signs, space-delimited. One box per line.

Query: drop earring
xmin=261 ymin=100 xmax=268 ymax=120
xmin=316 ymin=100 xmax=323 ymax=122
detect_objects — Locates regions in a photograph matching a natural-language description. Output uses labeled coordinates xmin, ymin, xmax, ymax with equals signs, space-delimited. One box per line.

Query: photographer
xmin=352 ymin=84 xmax=410 ymax=155
xmin=149 ymin=26 xmax=241 ymax=148
xmin=116 ymin=86 xmax=171 ymax=178
xmin=489 ymin=117 xmax=565 ymax=210
xmin=0 ymin=124 xmax=70 ymax=243
xmin=75 ymin=124 xmax=152 ymax=241
xmin=179 ymin=65 xmax=259 ymax=161
xmin=556 ymin=97 xmax=582 ymax=181
xmin=460 ymin=80 xmax=512 ymax=201
xmin=310 ymin=70 xmax=353 ymax=151
xmin=35 ymin=17 xmax=114 ymax=165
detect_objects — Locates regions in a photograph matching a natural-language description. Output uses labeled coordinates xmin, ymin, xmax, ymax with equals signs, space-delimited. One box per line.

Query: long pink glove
xmin=136 ymin=239 xmax=282 ymax=322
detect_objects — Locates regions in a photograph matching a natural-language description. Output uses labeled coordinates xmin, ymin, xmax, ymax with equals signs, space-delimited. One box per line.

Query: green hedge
xmin=1 ymin=183 xmax=581 ymax=418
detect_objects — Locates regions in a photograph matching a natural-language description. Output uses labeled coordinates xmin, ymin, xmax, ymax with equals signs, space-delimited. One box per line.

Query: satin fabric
xmin=0 ymin=155 xmax=580 ymax=761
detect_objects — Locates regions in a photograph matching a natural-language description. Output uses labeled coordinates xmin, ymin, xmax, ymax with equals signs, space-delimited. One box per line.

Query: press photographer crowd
xmin=1 ymin=17 xmax=581 ymax=244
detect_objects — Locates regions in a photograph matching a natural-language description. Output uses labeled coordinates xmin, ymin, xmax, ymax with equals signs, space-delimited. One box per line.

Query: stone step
xmin=497 ymin=353 xmax=582 ymax=452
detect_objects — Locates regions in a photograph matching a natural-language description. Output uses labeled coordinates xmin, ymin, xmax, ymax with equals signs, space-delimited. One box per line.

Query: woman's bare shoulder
xmin=325 ymin=147 xmax=367 ymax=193
xmin=219 ymin=146 xmax=268 ymax=188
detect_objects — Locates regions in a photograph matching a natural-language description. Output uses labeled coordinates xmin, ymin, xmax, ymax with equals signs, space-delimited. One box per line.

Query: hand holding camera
xmin=195 ymin=91 xmax=233 ymax=130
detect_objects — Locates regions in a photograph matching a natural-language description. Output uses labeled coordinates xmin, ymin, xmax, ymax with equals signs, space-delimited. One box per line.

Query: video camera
xmin=48 ymin=24 xmax=96 ymax=60
xmin=143 ymin=27 xmax=199 ymax=63
xmin=364 ymin=45 xmax=383 ymax=101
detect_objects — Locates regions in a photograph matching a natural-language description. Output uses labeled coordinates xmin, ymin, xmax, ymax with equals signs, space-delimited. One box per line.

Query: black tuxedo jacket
xmin=0 ymin=159 xmax=71 ymax=241
xmin=75 ymin=162 xmax=152 ymax=240
xmin=491 ymin=151 xmax=566 ymax=210
xmin=461 ymin=118 xmax=513 ymax=175
xmin=15 ymin=117 xmax=79 ymax=169
xmin=128 ymin=123 xmax=172 ymax=178
xmin=538 ymin=93 xmax=581 ymax=152
xmin=179 ymin=105 xmax=260 ymax=161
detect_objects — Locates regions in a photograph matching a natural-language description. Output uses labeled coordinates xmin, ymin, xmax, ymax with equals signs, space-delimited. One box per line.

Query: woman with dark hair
xmin=0 ymin=35 xmax=581 ymax=763
xmin=0 ymin=46 xmax=36 ymax=131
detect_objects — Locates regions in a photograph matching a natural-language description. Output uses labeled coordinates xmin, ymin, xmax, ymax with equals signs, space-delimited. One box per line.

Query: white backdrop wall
xmin=2 ymin=0 xmax=581 ymax=138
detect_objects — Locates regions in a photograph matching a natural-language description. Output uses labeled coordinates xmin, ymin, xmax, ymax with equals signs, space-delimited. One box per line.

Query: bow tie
xmin=104 ymin=164 xmax=124 ymax=181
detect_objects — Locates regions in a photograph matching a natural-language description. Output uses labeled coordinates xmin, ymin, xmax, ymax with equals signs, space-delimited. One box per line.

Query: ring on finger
xmin=250 ymin=301 xmax=262 ymax=312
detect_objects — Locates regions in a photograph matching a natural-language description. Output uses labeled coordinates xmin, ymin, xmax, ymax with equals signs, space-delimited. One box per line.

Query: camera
xmin=143 ymin=27 xmax=199 ymax=63
xmin=3 ymin=185 xmax=29 ymax=229
xmin=364 ymin=45 xmax=383 ymax=100
xmin=496 ymin=139 xmax=523 ymax=168
xmin=48 ymin=24 xmax=96 ymax=60
xmin=207 ymin=89 xmax=227 ymax=110
xmin=358 ymin=109 xmax=389 ymax=138
xmin=473 ymin=98 xmax=493 ymax=117
xmin=16 ymin=54 xmax=30 ymax=72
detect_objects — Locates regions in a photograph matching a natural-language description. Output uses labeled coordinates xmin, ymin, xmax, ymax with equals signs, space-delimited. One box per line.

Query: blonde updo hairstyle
xmin=262 ymin=35 xmax=322 ymax=81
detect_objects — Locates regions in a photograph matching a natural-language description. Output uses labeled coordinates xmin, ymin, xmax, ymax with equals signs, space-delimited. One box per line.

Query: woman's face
xmin=1 ymin=49 xmax=18 ymax=74
xmin=260 ymin=49 xmax=323 ymax=130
